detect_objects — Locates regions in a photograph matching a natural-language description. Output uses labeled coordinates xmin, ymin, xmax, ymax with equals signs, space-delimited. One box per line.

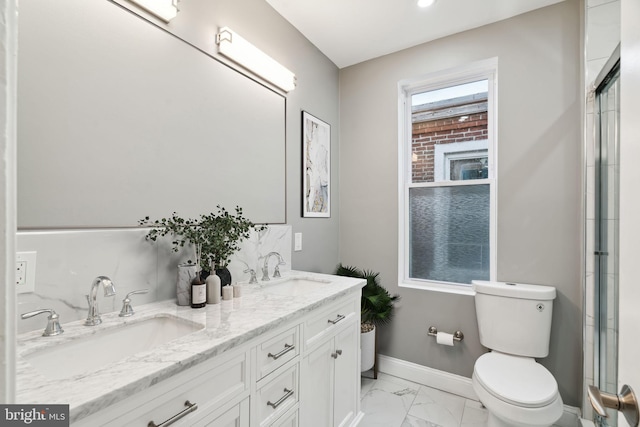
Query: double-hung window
xmin=398 ymin=59 xmax=497 ymax=294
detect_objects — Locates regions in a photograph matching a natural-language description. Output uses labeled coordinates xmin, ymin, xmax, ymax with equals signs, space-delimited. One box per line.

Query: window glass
xmin=409 ymin=185 xmax=490 ymax=285
xmin=411 ymin=80 xmax=488 ymax=183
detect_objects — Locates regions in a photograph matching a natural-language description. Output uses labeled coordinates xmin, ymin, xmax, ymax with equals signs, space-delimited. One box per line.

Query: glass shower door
xmin=593 ymin=55 xmax=620 ymax=427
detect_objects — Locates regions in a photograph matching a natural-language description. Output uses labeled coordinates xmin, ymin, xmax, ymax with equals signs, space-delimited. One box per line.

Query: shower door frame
xmin=592 ymin=43 xmax=620 ymax=427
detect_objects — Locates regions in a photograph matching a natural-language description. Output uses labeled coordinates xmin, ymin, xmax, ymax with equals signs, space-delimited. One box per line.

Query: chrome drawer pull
xmin=268 ymin=343 xmax=295 ymax=360
xmin=267 ymin=388 xmax=294 ymax=409
xmin=327 ymin=314 xmax=345 ymax=325
xmin=148 ymin=400 xmax=198 ymax=427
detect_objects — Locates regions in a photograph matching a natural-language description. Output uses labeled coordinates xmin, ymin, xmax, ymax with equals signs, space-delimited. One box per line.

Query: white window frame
xmin=434 ymin=140 xmax=488 ymax=181
xmin=397 ymin=58 xmax=498 ymax=295
xmin=444 ymin=150 xmax=488 ymax=181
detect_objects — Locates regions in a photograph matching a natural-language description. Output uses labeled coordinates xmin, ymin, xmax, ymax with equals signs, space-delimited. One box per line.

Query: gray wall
xmin=339 ymin=0 xmax=583 ymax=406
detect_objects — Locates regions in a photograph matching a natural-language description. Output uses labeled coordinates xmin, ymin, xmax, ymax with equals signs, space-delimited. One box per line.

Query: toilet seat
xmin=474 ymin=352 xmax=558 ymax=408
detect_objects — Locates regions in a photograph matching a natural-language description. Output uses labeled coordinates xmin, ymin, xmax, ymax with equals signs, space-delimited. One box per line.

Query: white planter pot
xmin=361 ymin=325 xmax=376 ymax=372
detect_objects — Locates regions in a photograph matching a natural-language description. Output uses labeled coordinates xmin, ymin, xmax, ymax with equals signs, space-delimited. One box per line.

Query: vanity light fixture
xmin=216 ymin=27 xmax=297 ymax=92
xmin=417 ymin=0 xmax=436 ymax=8
xmin=127 ymin=0 xmax=179 ymax=23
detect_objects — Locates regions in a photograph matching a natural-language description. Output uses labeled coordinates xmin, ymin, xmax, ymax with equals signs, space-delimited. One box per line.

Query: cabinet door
xmin=300 ymin=339 xmax=334 ymax=427
xmin=333 ymin=323 xmax=359 ymax=427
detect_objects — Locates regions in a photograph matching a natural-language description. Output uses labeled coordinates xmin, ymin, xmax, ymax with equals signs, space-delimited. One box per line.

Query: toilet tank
xmin=472 ymin=280 xmax=556 ymax=358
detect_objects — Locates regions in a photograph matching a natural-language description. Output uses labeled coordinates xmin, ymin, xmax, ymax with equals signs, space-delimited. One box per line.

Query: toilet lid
xmin=474 ymin=352 xmax=558 ymax=408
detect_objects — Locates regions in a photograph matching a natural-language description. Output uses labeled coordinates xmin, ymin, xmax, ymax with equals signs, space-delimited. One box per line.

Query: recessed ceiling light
xmin=417 ymin=0 xmax=436 ymax=8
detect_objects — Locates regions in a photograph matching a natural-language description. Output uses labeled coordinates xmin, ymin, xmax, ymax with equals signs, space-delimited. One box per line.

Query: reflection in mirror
xmin=17 ymin=0 xmax=286 ymax=228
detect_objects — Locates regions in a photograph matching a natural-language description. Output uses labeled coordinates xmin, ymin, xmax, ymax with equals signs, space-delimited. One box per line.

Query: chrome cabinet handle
xmin=267 ymin=388 xmax=294 ymax=409
xmin=148 ymin=400 xmax=198 ymax=427
xmin=331 ymin=349 xmax=343 ymax=359
xmin=588 ymin=384 xmax=639 ymax=427
xmin=268 ymin=343 xmax=295 ymax=360
xmin=327 ymin=314 xmax=345 ymax=324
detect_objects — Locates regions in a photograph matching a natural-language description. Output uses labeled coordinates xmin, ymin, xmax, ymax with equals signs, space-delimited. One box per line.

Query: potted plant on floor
xmin=139 ymin=206 xmax=266 ymax=304
xmin=335 ymin=264 xmax=399 ymax=375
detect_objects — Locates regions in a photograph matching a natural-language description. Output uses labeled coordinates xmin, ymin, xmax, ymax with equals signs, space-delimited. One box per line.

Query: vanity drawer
xmin=101 ymin=352 xmax=248 ymax=427
xmin=256 ymin=364 xmax=299 ymax=427
xmin=270 ymin=406 xmax=298 ymax=427
xmin=304 ymin=297 xmax=357 ymax=348
xmin=257 ymin=326 xmax=300 ymax=380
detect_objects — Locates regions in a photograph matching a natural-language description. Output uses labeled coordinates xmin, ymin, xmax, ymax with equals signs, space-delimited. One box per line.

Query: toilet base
xmin=488 ymin=412 xmax=554 ymax=427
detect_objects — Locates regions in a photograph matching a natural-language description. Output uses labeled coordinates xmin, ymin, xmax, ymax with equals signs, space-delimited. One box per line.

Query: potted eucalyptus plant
xmin=335 ymin=264 xmax=399 ymax=374
xmin=139 ymin=205 xmax=266 ymax=291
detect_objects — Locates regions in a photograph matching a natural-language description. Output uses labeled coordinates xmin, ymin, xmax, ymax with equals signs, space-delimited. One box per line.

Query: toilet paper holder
xmin=428 ymin=326 xmax=464 ymax=342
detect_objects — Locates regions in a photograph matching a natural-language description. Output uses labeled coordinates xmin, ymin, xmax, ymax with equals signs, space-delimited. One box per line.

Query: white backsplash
xmin=17 ymin=225 xmax=291 ymax=334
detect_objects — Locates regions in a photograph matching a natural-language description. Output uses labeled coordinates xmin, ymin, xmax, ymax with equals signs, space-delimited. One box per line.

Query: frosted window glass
xmin=409 ymin=185 xmax=490 ymax=284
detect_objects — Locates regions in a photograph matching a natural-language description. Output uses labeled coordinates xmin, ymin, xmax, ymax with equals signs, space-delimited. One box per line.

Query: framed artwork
xmin=302 ymin=111 xmax=331 ymax=218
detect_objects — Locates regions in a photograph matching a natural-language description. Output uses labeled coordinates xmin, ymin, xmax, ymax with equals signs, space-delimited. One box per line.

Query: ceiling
xmin=265 ymin=0 xmax=565 ymax=69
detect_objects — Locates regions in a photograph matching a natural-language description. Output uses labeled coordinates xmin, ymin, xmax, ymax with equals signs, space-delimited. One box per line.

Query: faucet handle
xmin=119 ymin=289 xmax=149 ymax=317
xmin=21 ymin=309 xmax=64 ymax=337
xmin=244 ymin=269 xmax=258 ymax=284
xmin=273 ymin=265 xmax=282 ymax=278
xmin=273 ymin=255 xmax=286 ymax=278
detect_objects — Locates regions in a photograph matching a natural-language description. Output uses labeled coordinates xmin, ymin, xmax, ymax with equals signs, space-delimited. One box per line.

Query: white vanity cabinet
xmin=300 ymin=296 xmax=360 ymax=427
xmin=69 ymin=290 xmax=361 ymax=427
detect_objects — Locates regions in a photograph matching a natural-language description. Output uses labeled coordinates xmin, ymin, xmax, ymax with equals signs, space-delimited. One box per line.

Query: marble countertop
xmin=16 ymin=271 xmax=365 ymax=423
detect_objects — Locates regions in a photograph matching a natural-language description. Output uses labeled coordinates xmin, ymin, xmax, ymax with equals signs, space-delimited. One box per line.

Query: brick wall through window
xmin=411 ymin=93 xmax=488 ymax=183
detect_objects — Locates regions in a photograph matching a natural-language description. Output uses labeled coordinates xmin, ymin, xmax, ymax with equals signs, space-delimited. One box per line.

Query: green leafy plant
xmin=139 ymin=206 xmax=266 ymax=270
xmin=335 ymin=264 xmax=400 ymax=332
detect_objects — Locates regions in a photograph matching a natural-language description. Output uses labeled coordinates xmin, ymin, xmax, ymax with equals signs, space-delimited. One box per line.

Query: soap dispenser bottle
xmin=191 ymin=272 xmax=206 ymax=309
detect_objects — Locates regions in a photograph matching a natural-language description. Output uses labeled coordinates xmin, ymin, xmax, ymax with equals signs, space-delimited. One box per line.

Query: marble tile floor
xmin=359 ymin=373 xmax=563 ymax=427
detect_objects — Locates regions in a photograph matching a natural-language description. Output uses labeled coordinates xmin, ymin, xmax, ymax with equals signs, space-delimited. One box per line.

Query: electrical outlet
xmin=16 ymin=261 xmax=27 ymax=286
xmin=294 ymin=233 xmax=302 ymax=251
xmin=16 ymin=251 xmax=37 ymax=294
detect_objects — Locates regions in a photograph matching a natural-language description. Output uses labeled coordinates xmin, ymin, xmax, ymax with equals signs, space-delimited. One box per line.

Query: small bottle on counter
xmin=191 ymin=273 xmax=207 ymax=309
xmin=206 ymin=272 xmax=221 ymax=304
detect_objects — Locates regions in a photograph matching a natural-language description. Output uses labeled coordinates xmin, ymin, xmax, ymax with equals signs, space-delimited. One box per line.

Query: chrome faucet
xmin=85 ymin=276 xmax=116 ymax=326
xmin=262 ymin=252 xmax=286 ymax=281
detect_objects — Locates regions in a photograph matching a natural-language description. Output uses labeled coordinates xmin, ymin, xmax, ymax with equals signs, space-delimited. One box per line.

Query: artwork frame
xmin=302 ymin=111 xmax=331 ymax=218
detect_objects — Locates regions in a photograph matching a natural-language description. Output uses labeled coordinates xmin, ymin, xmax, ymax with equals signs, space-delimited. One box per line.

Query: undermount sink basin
xmin=24 ymin=315 xmax=203 ymax=380
xmin=261 ymin=277 xmax=330 ymax=297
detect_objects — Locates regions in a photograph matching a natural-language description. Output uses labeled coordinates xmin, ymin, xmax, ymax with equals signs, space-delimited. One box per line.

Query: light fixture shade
xmin=417 ymin=0 xmax=436 ymax=7
xmin=216 ymin=27 xmax=296 ymax=92
xmin=127 ymin=0 xmax=178 ymax=23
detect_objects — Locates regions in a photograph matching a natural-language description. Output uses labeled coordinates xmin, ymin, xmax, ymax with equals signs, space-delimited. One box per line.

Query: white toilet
xmin=471 ymin=280 xmax=563 ymax=427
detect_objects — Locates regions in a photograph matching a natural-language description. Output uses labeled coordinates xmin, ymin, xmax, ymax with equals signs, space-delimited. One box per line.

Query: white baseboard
xmin=377 ymin=354 xmax=477 ymax=400
xmin=377 ymin=354 xmax=582 ymax=427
